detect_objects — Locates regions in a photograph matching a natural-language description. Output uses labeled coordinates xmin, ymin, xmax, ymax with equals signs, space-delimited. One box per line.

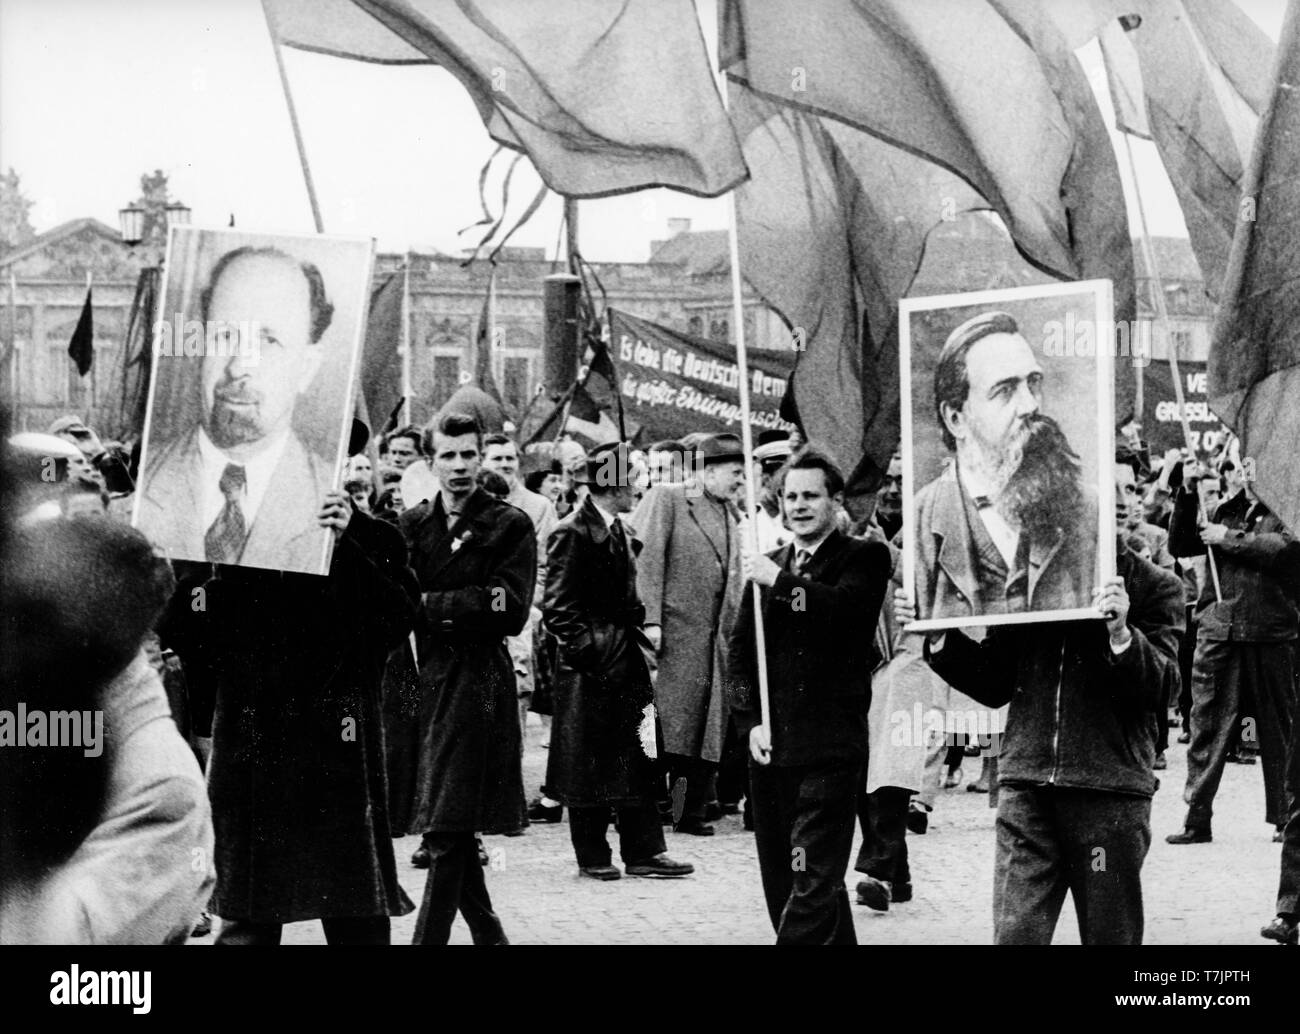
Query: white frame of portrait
xmin=132 ymin=224 xmax=375 ymax=576
xmin=899 ymin=279 xmax=1117 ymax=632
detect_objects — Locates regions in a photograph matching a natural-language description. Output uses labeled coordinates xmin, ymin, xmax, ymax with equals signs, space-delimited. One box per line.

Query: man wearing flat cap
xmin=914 ymin=310 xmax=1097 ymax=625
xmin=543 ymin=443 xmax=695 ymax=880
xmin=628 ymin=432 xmax=746 ymax=835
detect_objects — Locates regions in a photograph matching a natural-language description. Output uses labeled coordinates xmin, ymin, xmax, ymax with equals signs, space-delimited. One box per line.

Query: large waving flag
xmin=265 ymin=0 xmax=747 ymax=198
xmin=1100 ymin=0 xmax=1274 ymax=298
xmin=1209 ymin=0 xmax=1300 ymax=533
xmin=723 ymin=0 xmax=1133 ymax=500
xmin=722 ymin=0 xmax=1134 ymax=319
xmin=729 ymin=84 xmax=984 ymax=499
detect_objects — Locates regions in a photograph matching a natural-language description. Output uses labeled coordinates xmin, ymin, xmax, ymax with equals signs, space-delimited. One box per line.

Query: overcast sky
xmin=0 ymin=0 xmax=1287 ymax=263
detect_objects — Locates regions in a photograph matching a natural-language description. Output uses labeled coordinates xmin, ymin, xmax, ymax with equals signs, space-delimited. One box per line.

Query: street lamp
xmin=164 ymin=201 xmax=192 ymax=227
xmin=118 ymin=204 xmax=146 ymax=246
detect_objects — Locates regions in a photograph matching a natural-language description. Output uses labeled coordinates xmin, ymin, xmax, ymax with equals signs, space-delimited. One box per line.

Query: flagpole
xmin=261 ymin=0 xmax=325 ymax=234
xmin=701 ymin=0 xmax=771 ymax=746
xmin=7 ymin=269 xmax=18 ymax=421
xmin=402 ymin=254 xmax=412 ymax=427
xmin=1122 ymin=132 xmax=1222 ymax=602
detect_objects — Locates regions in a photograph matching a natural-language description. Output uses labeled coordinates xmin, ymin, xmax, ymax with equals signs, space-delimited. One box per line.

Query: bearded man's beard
xmin=204 ymin=385 xmax=268 ymax=449
xmin=994 ymin=414 xmax=1085 ymax=544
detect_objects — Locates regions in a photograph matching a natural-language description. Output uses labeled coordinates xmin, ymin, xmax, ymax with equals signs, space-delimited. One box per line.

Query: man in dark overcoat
xmin=162 ymin=488 xmax=419 ymax=945
xmin=399 ymin=412 xmax=536 ymax=945
xmin=543 ymin=442 xmax=694 ymax=880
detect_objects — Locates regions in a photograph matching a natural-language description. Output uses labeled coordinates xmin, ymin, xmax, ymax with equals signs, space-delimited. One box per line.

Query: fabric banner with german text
xmin=608 ymin=310 xmax=795 ymax=445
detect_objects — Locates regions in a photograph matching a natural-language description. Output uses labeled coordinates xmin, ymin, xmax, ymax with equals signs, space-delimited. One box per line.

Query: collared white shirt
xmin=197 ymin=426 xmax=289 ymax=532
xmin=957 ymin=461 xmax=1019 ymax=569
xmin=590 ymin=499 xmax=617 ymax=529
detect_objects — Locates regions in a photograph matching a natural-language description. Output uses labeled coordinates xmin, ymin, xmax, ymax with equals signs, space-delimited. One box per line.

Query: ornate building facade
xmin=0 ymin=212 xmax=1207 ymax=439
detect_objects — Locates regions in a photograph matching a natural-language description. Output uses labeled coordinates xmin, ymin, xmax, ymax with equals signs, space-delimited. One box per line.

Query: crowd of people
xmin=1 ymin=400 xmax=1298 ymax=947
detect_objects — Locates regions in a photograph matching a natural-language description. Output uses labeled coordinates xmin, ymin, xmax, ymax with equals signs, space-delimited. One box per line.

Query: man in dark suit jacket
xmin=728 ymin=448 xmax=891 ymax=944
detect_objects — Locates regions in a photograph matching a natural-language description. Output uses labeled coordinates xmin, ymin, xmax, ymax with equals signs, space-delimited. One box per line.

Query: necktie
xmin=794 ymin=548 xmax=812 ymax=575
xmin=204 ymin=463 xmax=247 ymax=563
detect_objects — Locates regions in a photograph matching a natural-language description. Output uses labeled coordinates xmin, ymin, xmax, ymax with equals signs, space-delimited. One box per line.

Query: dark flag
xmin=360 ymin=271 xmax=404 ymax=433
xmin=722 ymin=0 xmax=1134 ymax=503
xmin=68 ymin=289 xmax=93 ymax=377
xmin=1209 ymin=0 xmax=1300 ymax=532
xmin=267 ymin=0 xmax=746 ymax=198
xmin=1101 ymin=0 xmax=1273 ymax=298
xmin=474 ymin=271 xmax=504 ymax=409
xmin=722 ymin=0 xmax=1133 ymax=303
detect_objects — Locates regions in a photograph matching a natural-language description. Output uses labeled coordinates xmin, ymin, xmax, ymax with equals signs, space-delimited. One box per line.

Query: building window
xmin=688 ymin=315 xmax=703 ymax=337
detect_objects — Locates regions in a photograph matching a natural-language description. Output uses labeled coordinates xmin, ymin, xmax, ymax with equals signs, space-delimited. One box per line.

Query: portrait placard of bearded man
xmin=910 ymin=310 xmax=1099 ymax=628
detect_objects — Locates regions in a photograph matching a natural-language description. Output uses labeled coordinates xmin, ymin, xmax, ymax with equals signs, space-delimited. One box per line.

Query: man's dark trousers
xmin=1276 ymin=676 xmax=1300 ymax=918
xmin=664 ymin=752 xmax=717 ymax=824
xmin=994 ymin=785 xmax=1151 ymax=945
xmin=569 ymin=803 xmax=665 ymax=867
xmin=411 ymin=832 xmax=507 ymax=945
xmin=1185 ymin=638 xmax=1295 ymax=831
xmin=750 ymin=759 xmax=860 ymax=945
xmin=855 ymin=785 xmax=910 ymax=887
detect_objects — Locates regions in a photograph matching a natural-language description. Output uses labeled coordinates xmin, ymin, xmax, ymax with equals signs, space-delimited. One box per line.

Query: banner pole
xmin=261 ymin=0 xmax=325 ymax=234
xmin=1123 ymin=132 xmax=1222 ymax=602
xmin=704 ymin=5 xmax=772 ymax=744
xmin=402 ymin=255 xmax=412 ymax=427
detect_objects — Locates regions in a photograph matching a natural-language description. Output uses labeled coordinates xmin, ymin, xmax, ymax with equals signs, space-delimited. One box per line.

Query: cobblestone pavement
xmin=214 ymin=717 xmax=1286 ymax=946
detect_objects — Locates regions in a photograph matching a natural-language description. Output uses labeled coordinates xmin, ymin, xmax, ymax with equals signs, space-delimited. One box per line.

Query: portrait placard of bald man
xmin=133 ymin=227 xmax=373 ymax=576
xmin=899 ymin=282 xmax=1118 ymax=631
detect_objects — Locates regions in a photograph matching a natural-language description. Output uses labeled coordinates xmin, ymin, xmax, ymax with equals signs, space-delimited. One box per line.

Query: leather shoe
xmin=856 ymin=876 xmax=891 ymax=911
xmin=906 ymin=802 xmax=929 ymax=836
xmin=1166 ymin=827 xmax=1212 ymax=845
xmin=579 ymin=864 xmax=622 ymax=881
xmin=1227 ymin=750 xmax=1257 ymax=765
xmin=891 ymin=882 xmax=913 ymax=904
xmin=527 ymin=798 xmax=563 ymax=823
xmin=673 ymin=818 xmax=715 ymax=836
xmin=411 ymin=844 xmax=431 ymax=868
xmin=191 ymin=910 xmax=212 ymax=938
xmin=1177 ymin=731 xmax=1190 ymax=744
xmin=626 ymin=854 xmax=694 ymax=878
xmin=1260 ymin=916 xmax=1298 ymax=945
xmin=1153 ymin=752 xmax=1167 ymax=770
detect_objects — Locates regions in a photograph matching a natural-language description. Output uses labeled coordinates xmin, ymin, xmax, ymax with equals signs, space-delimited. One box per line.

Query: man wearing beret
xmin=629 ymin=432 xmax=746 ymax=836
xmin=543 ymin=442 xmax=694 ymax=880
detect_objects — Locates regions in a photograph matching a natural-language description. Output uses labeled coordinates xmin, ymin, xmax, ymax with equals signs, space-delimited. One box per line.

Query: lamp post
xmin=111 ymin=198 xmax=190 ymax=437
